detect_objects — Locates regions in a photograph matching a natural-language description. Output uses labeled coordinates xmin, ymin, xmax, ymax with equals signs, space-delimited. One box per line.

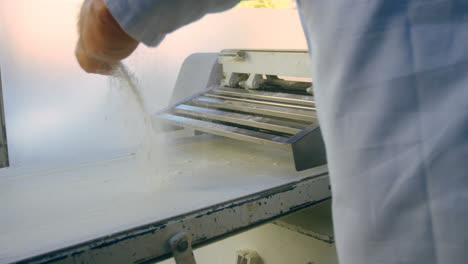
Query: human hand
xmin=75 ymin=0 xmax=139 ymax=74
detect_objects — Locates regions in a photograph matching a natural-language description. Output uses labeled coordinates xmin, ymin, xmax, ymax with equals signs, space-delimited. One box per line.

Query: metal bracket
xmin=239 ymin=73 xmax=263 ymax=89
xmin=219 ymin=50 xmax=245 ymax=61
xmin=170 ymin=233 xmax=197 ymax=264
xmin=236 ymin=249 xmax=263 ymax=264
xmin=222 ymin=72 xmax=248 ymax=87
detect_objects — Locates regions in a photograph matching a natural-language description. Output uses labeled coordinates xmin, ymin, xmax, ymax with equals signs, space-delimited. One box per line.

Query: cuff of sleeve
xmin=104 ymin=0 xmax=166 ymax=47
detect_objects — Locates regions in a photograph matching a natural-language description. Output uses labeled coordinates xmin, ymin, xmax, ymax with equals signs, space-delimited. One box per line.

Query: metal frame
xmin=218 ymin=49 xmax=313 ymax=82
xmin=0 ymin=68 xmax=9 ymax=168
xmin=14 ymin=169 xmax=330 ymax=264
xmin=156 ymin=50 xmax=326 ymax=171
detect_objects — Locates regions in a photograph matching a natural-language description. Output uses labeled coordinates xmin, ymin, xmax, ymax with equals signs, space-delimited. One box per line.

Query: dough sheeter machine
xmin=0 ymin=50 xmax=331 ymax=264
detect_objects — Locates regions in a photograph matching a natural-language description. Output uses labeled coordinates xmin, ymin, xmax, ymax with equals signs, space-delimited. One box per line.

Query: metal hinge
xmin=170 ymin=233 xmax=197 ymax=264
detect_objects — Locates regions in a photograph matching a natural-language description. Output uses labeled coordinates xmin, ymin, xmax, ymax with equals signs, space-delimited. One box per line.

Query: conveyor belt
xmin=1 ymin=134 xmax=330 ymax=264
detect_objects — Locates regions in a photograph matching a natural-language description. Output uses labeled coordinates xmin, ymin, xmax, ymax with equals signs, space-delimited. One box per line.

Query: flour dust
xmin=109 ymin=63 xmax=168 ymax=191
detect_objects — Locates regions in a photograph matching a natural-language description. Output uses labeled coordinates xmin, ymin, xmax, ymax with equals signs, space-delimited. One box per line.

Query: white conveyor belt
xmin=0 ymin=134 xmax=329 ymax=264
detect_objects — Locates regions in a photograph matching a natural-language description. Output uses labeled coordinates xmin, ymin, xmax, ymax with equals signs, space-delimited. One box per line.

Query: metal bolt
xmin=177 ymin=239 xmax=189 ymax=252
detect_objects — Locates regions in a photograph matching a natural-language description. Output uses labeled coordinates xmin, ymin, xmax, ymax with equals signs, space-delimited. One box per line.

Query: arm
xmin=75 ymin=0 xmax=240 ymax=74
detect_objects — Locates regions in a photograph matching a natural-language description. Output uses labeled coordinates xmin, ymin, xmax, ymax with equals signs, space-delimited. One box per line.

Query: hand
xmin=75 ymin=0 xmax=139 ymax=74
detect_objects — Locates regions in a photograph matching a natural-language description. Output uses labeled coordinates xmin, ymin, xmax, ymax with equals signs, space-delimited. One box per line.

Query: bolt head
xmin=177 ymin=239 xmax=189 ymax=252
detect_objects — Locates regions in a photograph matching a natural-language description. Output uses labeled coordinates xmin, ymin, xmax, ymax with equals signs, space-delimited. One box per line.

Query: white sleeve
xmin=104 ymin=0 xmax=240 ymax=46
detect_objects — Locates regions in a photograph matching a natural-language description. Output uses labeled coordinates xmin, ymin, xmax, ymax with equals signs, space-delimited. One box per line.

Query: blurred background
xmin=0 ymin=0 xmax=306 ymax=167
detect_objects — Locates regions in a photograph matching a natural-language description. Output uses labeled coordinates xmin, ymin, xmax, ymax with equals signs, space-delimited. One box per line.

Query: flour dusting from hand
xmin=109 ymin=63 xmax=167 ymax=191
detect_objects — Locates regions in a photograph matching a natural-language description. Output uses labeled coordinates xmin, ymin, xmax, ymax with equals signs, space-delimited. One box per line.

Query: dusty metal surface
xmin=1 ymin=132 xmax=325 ymax=263
xmin=273 ymin=200 xmax=334 ymax=244
xmin=13 ymin=170 xmax=330 ymax=264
